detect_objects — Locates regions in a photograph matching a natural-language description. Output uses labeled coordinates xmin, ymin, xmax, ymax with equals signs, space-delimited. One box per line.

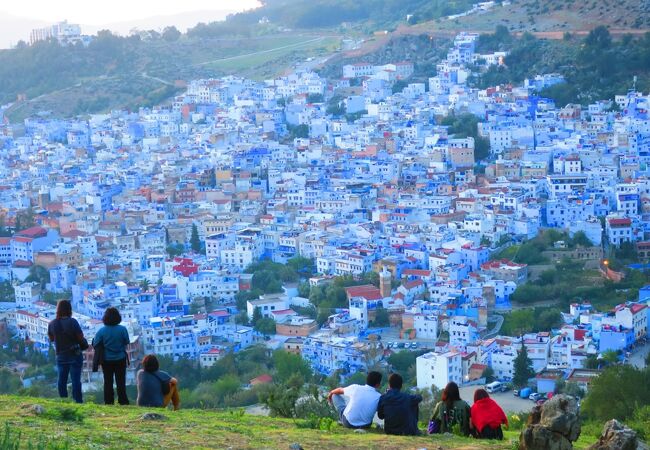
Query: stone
xmin=519 ymin=395 xmax=582 ymax=450
xmin=353 ymin=429 xmax=367 ymax=434
xmin=588 ymin=419 xmax=650 ymax=450
xmin=30 ymin=404 xmax=45 ymax=415
xmin=521 ymin=424 xmax=573 ymax=450
xmin=540 ymin=395 xmax=581 ymax=442
xmin=140 ymin=412 xmax=167 ymax=421
xmin=289 ymin=444 xmax=304 ymax=450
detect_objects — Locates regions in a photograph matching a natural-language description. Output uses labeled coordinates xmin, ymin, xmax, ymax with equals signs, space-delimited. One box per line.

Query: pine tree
xmin=252 ymin=306 xmax=263 ymax=326
xmin=513 ymin=342 xmax=535 ymax=388
xmin=190 ymin=223 xmax=201 ymax=253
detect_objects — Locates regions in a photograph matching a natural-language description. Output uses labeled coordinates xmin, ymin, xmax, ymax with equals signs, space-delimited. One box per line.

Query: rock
xmin=30 ymin=404 xmax=45 ymax=415
xmin=519 ymin=394 xmax=581 ymax=450
xmin=540 ymin=395 xmax=581 ymax=442
xmin=289 ymin=444 xmax=304 ymax=450
xmin=521 ymin=424 xmax=573 ymax=450
xmin=140 ymin=412 xmax=167 ymax=421
xmin=588 ymin=419 xmax=650 ymax=450
xmin=353 ymin=429 xmax=367 ymax=434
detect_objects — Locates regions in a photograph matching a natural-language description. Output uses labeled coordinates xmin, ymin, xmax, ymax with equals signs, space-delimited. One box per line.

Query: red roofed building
xmin=611 ymin=302 xmax=648 ymax=341
xmin=480 ymin=259 xmax=527 ymax=283
xmin=249 ymin=374 xmax=273 ymax=386
xmin=10 ymin=226 xmax=59 ymax=264
xmin=606 ymin=216 xmax=633 ymax=247
xmin=171 ymin=257 xmax=200 ymax=278
xmin=344 ymin=284 xmax=383 ymax=301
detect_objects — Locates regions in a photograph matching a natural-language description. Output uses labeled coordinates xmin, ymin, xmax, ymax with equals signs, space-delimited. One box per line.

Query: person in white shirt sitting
xmin=327 ymin=371 xmax=382 ymax=429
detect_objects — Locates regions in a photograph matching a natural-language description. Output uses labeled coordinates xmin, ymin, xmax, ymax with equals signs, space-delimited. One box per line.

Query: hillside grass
xmin=0 ymin=395 xmax=515 ymax=450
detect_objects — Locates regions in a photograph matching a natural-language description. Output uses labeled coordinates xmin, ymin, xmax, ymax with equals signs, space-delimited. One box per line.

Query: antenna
xmin=633 ymin=75 xmax=637 ymax=92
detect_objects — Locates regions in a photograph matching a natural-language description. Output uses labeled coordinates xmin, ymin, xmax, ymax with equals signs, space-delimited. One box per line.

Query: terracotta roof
xmin=345 ymin=284 xmax=383 ymax=300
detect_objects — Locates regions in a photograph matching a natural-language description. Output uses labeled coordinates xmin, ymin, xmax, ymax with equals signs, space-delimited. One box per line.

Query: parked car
xmin=397 ymin=342 xmax=405 ymax=349
xmin=410 ymin=342 xmax=418 ymax=349
xmin=529 ymin=393 xmax=543 ymax=402
xmin=500 ymin=384 xmax=511 ymax=393
xmin=513 ymin=389 xmax=520 ymax=397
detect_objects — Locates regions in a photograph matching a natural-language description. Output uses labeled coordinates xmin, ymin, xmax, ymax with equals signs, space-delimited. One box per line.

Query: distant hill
xmin=0 ymin=29 xmax=338 ymax=121
xmin=1 ymin=0 xmax=649 ymax=120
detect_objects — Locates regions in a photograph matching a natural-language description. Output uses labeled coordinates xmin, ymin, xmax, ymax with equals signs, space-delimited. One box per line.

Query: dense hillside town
xmin=0 ymin=31 xmax=649 ymax=399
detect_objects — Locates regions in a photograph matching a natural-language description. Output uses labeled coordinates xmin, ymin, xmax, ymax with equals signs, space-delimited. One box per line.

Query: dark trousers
xmin=474 ymin=425 xmax=504 ymax=440
xmin=56 ymin=354 xmax=83 ymax=403
xmin=102 ymin=358 xmax=129 ymax=405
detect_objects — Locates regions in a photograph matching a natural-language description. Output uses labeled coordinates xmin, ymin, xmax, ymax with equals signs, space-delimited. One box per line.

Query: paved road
xmin=483 ymin=314 xmax=504 ymax=339
xmin=629 ymin=341 xmax=650 ymax=369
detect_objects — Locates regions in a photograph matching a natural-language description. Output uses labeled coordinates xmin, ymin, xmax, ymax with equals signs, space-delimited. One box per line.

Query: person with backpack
xmin=92 ymin=307 xmax=130 ymax=405
xmin=377 ymin=373 xmax=423 ymax=435
xmin=136 ymin=354 xmax=180 ymax=410
xmin=48 ymin=300 xmax=88 ymax=403
xmin=470 ymin=388 xmax=508 ymax=439
xmin=429 ymin=381 xmax=471 ymax=436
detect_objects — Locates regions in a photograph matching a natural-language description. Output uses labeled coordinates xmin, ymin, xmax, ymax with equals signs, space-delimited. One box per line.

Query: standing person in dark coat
xmin=92 ymin=307 xmax=130 ymax=405
xmin=377 ymin=373 xmax=423 ymax=435
xmin=47 ymin=300 xmax=86 ymax=403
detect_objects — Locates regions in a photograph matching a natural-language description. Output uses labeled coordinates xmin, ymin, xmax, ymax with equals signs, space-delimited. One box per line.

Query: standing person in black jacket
xmin=47 ymin=300 xmax=86 ymax=403
xmin=377 ymin=373 xmax=423 ymax=435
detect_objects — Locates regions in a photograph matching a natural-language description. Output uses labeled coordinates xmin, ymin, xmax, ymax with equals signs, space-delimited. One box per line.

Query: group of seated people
xmin=328 ymin=372 xmax=508 ymax=439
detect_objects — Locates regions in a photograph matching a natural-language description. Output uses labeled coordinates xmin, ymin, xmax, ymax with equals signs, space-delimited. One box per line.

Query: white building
xmin=416 ymin=350 xmax=463 ymax=390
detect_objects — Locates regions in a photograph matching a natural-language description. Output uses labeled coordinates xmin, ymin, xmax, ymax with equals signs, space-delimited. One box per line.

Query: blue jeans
xmin=56 ymin=354 xmax=83 ymax=403
xmin=332 ymin=394 xmax=370 ymax=429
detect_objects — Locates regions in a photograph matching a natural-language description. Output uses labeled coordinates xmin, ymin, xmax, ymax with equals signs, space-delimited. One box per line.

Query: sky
xmin=0 ymin=0 xmax=260 ymax=25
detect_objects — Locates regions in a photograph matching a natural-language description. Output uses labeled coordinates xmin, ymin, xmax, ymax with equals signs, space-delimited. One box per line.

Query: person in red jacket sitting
xmin=470 ymin=388 xmax=508 ymax=440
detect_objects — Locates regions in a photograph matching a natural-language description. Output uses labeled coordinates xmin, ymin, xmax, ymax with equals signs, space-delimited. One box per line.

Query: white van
xmin=486 ymin=381 xmax=502 ymax=393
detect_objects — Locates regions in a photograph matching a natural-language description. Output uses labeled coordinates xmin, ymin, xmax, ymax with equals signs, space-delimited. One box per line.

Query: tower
xmin=379 ymin=266 xmax=391 ymax=298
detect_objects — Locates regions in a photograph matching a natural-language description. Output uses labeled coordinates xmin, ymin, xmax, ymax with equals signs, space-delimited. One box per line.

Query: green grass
xmin=0 ymin=395 xmax=516 ymax=449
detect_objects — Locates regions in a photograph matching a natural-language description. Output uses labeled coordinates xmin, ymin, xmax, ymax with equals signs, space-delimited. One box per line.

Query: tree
xmin=251 ymin=306 xmax=263 ymax=326
xmin=254 ymin=317 xmax=276 ymax=335
xmin=25 ymin=265 xmax=50 ymax=289
xmin=0 ymin=368 xmax=21 ymax=394
xmin=166 ymin=243 xmax=184 ymax=258
xmin=482 ymin=366 xmax=495 ymax=383
xmin=387 ymin=350 xmax=417 ymax=374
xmin=273 ymin=349 xmax=312 ymax=384
xmin=162 ymin=26 xmax=181 ymax=42
xmin=372 ymin=306 xmax=390 ymax=327
xmin=190 ymin=224 xmax=201 ymax=253
xmin=601 ymin=350 xmax=620 ymax=366
xmin=582 ymin=365 xmax=650 ymax=422
xmin=512 ymin=343 xmax=535 ymax=388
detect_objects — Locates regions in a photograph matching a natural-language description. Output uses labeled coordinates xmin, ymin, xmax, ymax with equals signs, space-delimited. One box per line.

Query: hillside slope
xmin=0 ymin=395 xmax=516 ymax=450
xmin=417 ymin=0 xmax=650 ymax=34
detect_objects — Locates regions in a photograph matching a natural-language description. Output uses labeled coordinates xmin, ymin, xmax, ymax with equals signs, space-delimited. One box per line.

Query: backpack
xmin=151 ymin=372 xmax=171 ymax=396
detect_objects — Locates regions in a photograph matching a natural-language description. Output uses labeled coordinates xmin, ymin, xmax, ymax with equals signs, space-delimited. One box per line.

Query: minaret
xmin=380 ymin=266 xmax=391 ymax=298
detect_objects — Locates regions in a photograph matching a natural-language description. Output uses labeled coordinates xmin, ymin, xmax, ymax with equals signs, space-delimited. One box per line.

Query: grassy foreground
xmin=0 ymin=395 xmax=517 ymax=450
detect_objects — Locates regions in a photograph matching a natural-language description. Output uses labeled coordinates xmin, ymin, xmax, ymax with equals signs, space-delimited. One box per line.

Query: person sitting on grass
xmin=470 ymin=388 xmax=508 ymax=440
xmin=377 ymin=373 xmax=423 ymax=435
xmin=136 ymin=354 xmax=180 ymax=410
xmin=430 ymin=381 xmax=471 ymax=436
xmin=327 ymin=371 xmax=382 ymax=429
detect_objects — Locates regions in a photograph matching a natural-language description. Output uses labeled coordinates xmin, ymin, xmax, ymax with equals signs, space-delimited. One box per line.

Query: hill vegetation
xmin=469 ymin=26 xmax=650 ymax=106
xmin=429 ymin=0 xmax=650 ymax=33
xmin=0 ymin=29 xmax=337 ymax=121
